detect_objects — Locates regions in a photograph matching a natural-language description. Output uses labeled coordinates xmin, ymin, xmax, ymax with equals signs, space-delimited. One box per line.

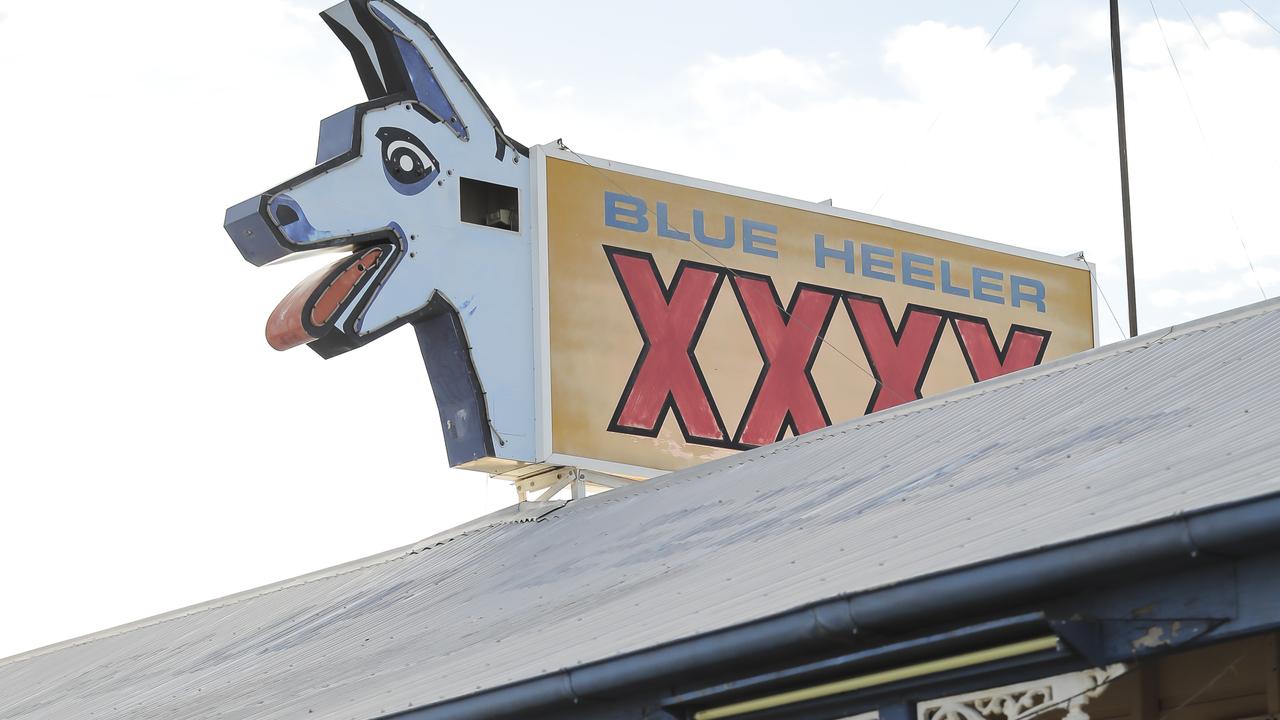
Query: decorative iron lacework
xmin=918 ymin=665 xmax=1127 ymax=720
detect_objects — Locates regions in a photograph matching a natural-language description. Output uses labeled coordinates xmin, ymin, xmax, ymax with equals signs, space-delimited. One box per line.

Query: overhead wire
xmin=1088 ymin=260 xmax=1129 ymax=340
xmin=987 ymin=0 xmax=1027 ymax=48
xmin=1238 ymin=0 xmax=1280 ymax=37
xmin=1148 ymin=1 xmax=1208 ymax=140
xmin=1147 ymin=0 xmax=1268 ymax=300
xmin=1176 ymin=0 xmax=1211 ymax=49
xmin=1153 ymin=654 xmax=1243 ymax=720
xmin=868 ymin=0 xmax=1025 ymax=212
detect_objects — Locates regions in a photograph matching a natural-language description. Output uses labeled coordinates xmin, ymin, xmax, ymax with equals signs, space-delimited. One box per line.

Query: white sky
xmin=0 ymin=0 xmax=1278 ymax=659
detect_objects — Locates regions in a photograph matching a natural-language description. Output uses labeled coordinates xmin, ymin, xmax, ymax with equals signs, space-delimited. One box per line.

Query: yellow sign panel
xmin=544 ymin=154 xmax=1095 ymax=473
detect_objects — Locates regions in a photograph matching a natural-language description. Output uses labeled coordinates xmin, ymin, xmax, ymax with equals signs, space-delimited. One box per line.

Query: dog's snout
xmin=223 ymin=193 xmax=315 ymax=266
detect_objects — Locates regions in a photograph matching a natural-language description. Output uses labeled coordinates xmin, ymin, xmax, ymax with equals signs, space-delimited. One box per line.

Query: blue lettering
xmin=940 ymin=260 xmax=969 ymax=298
xmin=973 ymin=267 xmax=1004 ymax=304
xmin=656 ymin=202 xmax=689 ymax=242
xmin=815 ymin=234 xmax=855 ymax=273
xmin=742 ymin=219 xmax=779 ymax=258
xmin=861 ymin=244 xmax=895 ymax=283
xmin=902 ymin=252 xmax=934 ymax=290
xmin=605 ymin=192 xmax=648 ymax=232
xmin=693 ymin=210 xmax=734 ymax=248
xmin=1011 ymin=275 xmax=1046 ymax=312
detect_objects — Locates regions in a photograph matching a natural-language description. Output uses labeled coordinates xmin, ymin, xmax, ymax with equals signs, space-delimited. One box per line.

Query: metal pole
xmin=1110 ymin=0 xmax=1139 ymax=337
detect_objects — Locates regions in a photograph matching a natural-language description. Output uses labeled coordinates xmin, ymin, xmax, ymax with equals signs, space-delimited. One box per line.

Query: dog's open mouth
xmin=265 ymin=245 xmax=391 ymax=351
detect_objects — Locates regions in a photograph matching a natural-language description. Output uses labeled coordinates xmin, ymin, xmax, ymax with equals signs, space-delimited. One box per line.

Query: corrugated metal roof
xmin=5 ymin=299 xmax=1280 ymax=720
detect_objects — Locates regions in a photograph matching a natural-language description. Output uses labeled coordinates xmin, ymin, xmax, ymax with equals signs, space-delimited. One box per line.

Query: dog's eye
xmin=375 ymin=127 xmax=438 ymax=195
xmin=385 ymin=140 xmax=430 ymax=179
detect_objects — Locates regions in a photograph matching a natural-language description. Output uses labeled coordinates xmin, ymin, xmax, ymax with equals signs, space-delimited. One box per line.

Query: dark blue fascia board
xmin=381 ymin=492 xmax=1280 ymax=720
xmin=1050 ymin=548 xmax=1280 ymax=665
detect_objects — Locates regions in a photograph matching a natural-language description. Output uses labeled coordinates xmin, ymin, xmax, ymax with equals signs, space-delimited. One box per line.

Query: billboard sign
xmin=539 ymin=151 xmax=1096 ymax=474
xmin=223 ymin=0 xmax=1097 ymax=482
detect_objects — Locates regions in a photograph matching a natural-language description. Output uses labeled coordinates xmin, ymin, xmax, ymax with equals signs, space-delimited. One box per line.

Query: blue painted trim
xmin=413 ymin=302 xmax=493 ymax=466
xmin=317 ymin=106 xmax=359 ymax=165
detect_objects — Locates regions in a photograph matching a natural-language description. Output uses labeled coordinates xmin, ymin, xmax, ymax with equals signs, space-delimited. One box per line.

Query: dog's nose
xmin=224 ymin=195 xmax=291 ymax=266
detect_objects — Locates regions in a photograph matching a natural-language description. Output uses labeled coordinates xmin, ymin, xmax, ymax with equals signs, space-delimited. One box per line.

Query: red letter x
xmin=846 ymin=298 xmax=946 ymax=414
xmin=606 ymin=248 xmax=729 ymax=444
xmin=951 ymin=317 xmax=1050 ymax=381
xmin=732 ymin=276 xmax=837 ymax=447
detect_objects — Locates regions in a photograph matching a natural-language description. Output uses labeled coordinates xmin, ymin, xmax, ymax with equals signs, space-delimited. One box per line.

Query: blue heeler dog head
xmin=223 ymin=0 xmax=536 ymax=467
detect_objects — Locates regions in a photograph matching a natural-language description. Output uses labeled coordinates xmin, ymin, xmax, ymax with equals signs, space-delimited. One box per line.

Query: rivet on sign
xmin=437 ymin=180 xmax=444 ymax=186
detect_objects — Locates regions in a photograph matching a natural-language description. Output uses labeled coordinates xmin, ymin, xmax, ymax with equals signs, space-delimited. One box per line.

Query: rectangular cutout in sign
xmin=461 ymin=177 xmax=519 ymax=231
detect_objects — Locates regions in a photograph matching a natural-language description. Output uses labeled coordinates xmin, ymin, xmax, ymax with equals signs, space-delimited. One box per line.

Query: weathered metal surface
xmin=5 ymin=299 xmax=1280 ymax=719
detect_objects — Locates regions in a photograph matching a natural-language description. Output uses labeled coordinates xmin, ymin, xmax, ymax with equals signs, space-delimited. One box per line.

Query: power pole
xmin=1110 ymin=0 xmax=1139 ymax=337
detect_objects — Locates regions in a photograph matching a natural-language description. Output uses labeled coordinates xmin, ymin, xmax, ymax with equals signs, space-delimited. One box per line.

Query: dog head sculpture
xmin=224 ymin=0 xmax=536 ymax=466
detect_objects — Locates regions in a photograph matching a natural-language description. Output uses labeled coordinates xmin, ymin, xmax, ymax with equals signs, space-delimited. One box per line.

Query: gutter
xmin=385 ymin=491 xmax=1280 ymax=720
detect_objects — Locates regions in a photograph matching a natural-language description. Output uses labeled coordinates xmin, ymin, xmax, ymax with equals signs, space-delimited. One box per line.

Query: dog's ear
xmin=321 ymin=0 xmax=522 ymax=157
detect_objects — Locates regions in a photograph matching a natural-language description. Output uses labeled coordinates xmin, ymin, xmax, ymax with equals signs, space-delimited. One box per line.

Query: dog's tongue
xmin=265 ymin=247 xmax=385 ymax=351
